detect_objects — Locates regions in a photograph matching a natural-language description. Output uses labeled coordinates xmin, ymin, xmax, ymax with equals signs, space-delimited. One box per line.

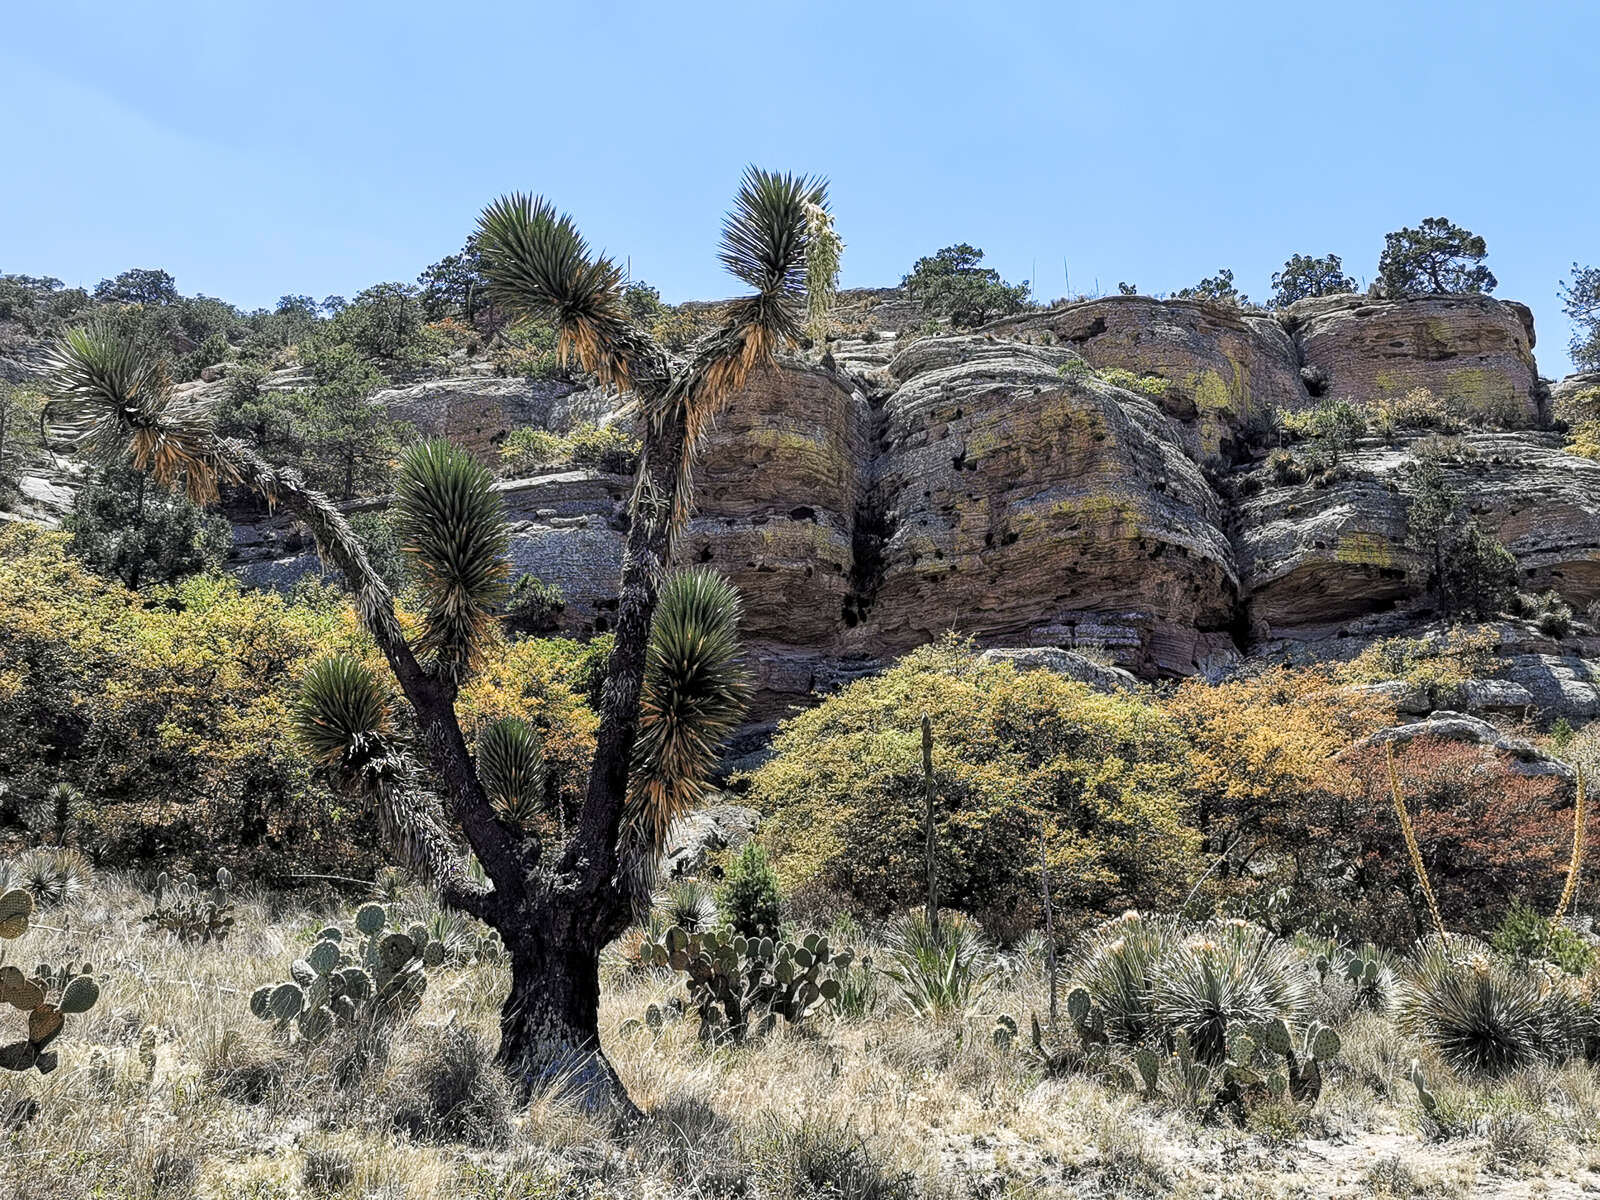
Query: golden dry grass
xmin=1 ymin=875 xmax=1598 ymax=1199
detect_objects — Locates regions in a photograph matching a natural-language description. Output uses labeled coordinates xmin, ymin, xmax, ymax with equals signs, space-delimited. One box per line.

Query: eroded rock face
xmin=1286 ymin=293 xmax=1540 ymax=424
xmin=987 ymin=297 xmax=1308 ymax=459
xmin=15 ymin=287 xmax=1600 ymax=728
xmin=864 ymin=335 xmax=1238 ymax=676
xmin=377 ymin=375 xmax=580 ymax=459
xmin=1235 ymin=432 xmax=1600 ymax=636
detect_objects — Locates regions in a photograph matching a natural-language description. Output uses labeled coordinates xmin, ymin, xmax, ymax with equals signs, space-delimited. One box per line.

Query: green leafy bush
xmin=565 ymin=422 xmax=640 ymax=474
xmin=499 ymin=428 xmax=566 ymax=475
xmin=1491 ymin=903 xmax=1595 ymax=975
xmin=1096 ymin=367 xmax=1171 ymax=399
xmin=748 ymin=638 xmax=1199 ymax=926
xmin=718 ymin=843 xmax=782 ymax=939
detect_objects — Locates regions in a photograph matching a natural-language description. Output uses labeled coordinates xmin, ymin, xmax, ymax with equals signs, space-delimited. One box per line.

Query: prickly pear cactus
xmin=638 ymin=925 xmax=852 ymax=1042
xmin=145 ymin=867 xmax=237 ymax=944
xmin=1406 ymin=1058 xmax=1439 ymax=1119
xmin=249 ymin=902 xmax=445 ymax=1044
xmin=0 ymin=888 xmax=102 ymax=1074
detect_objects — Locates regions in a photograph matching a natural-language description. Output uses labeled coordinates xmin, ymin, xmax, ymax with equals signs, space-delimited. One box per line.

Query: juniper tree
xmin=41 ymin=166 xmax=841 ymax=1111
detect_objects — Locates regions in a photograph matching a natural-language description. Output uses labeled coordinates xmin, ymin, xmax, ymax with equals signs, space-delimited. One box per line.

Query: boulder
xmin=1362 ymin=711 xmax=1574 ymax=779
xmin=659 ymin=804 xmax=761 ymax=879
xmin=977 ymin=647 xmax=1140 ymax=693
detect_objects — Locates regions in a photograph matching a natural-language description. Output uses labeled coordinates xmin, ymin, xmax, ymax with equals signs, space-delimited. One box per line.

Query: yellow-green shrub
xmin=0 ymin=525 xmax=598 ymax=879
xmin=744 ymin=637 xmax=1199 ymax=930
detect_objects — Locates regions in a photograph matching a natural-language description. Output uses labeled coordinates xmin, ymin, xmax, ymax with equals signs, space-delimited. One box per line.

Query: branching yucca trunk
xmin=43 ymin=168 xmax=838 ymax=1115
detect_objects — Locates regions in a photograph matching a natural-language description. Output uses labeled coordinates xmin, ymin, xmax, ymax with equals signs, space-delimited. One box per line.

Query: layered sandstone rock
xmin=987 ymin=297 xmax=1308 ymax=459
xmin=1236 ymin=432 xmax=1600 ymax=636
xmin=14 ymin=287 xmax=1600 ymax=726
xmin=864 ymin=335 xmax=1238 ymax=676
xmin=1286 ymin=293 xmax=1540 ymax=424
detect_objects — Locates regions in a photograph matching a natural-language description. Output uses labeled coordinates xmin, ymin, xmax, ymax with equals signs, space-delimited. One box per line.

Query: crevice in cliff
xmin=842 ymin=389 xmax=894 ymax=630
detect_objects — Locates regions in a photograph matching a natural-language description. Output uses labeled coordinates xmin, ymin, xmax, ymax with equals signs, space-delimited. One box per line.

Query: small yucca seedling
xmin=881 ymin=910 xmax=994 ymax=1018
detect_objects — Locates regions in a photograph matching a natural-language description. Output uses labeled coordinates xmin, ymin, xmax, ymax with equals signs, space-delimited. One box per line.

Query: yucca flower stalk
xmin=1551 ymin=766 xmax=1586 ymax=925
xmin=1387 ymin=742 xmax=1447 ymax=940
xmin=44 ymin=166 xmax=840 ymax=1113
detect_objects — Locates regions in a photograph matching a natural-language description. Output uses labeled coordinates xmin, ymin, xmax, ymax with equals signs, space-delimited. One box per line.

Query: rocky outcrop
xmin=976 ymin=647 xmax=1140 ymax=694
xmin=660 ymin=803 xmax=761 ymax=879
xmin=15 ymin=286 xmax=1600 ymax=730
xmin=377 ymin=375 xmax=583 ymax=458
xmin=1360 ymin=711 xmax=1575 ymax=779
xmin=1235 ymin=432 xmax=1600 ymax=634
xmin=864 ymin=334 xmax=1238 ymax=676
xmin=1285 ymin=293 xmax=1540 ymax=424
xmin=988 ymin=297 xmax=1308 ymax=460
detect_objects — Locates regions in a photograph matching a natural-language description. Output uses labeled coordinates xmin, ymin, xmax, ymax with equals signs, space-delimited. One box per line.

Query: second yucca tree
xmin=42 ymin=167 xmax=841 ymax=1110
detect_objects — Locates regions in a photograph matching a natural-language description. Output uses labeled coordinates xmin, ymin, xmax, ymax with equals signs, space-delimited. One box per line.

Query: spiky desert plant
xmin=1397 ymin=937 xmax=1565 ymax=1074
xmin=15 ymin=847 xmax=93 ymax=908
xmin=44 ymin=167 xmax=838 ymax=1111
xmin=656 ymin=879 xmax=718 ymax=934
xmin=881 ymin=910 xmax=994 ymax=1018
xmin=1149 ymin=921 xmax=1312 ymax=1064
xmin=1074 ymin=911 xmax=1185 ymax=1045
xmin=622 ymin=569 xmax=749 ymax=875
xmin=475 ymin=717 xmax=547 ymax=825
xmin=42 ymin=320 xmax=219 ymax=502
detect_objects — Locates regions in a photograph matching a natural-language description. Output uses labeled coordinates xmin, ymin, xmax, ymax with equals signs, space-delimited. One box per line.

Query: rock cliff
xmin=9 ymin=287 xmax=1600 ymax=727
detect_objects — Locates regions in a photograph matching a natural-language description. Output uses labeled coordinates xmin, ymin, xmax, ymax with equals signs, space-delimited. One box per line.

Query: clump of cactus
xmin=639 ymin=925 xmax=851 ymax=1042
xmin=0 ymin=887 xmax=102 ymax=1074
xmin=1021 ymin=989 xmax=1134 ymax=1090
xmin=1009 ymin=970 xmax=1341 ymax=1122
xmin=249 ymin=902 xmax=444 ymax=1044
xmin=1113 ymin=1014 xmax=1341 ymax=1122
xmin=145 ymin=867 xmax=236 ymax=943
xmin=1312 ymin=940 xmax=1396 ymax=1012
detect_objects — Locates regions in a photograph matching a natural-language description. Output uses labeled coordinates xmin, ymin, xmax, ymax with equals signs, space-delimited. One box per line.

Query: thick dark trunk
xmin=498 ymin=935 xmax=635 ymax=1115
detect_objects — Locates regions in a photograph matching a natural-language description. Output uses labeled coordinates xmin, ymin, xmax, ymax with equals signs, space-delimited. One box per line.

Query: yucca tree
xmin=41 ymin=167 xmax=840 ymax=1111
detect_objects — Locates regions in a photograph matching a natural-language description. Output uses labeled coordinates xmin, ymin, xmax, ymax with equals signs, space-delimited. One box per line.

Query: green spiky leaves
xmin=475 ymin=194 xmax=630 ymax=385
xmin=393 ymin=440 xmax=510 ymax=683
xmin=295 ymin=655 xmax=392 ymax=772
xmin=476 ymin=717 xmax=547 ymax=824
xmin=42 ymin=321 xmax=222 ymax=503
xmin=719 ymin=168 xmax=828 ymax=345
xmin=623 ymin=569 xmax=750 ymax=857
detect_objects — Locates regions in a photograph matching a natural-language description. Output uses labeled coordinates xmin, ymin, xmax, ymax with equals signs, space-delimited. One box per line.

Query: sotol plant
xmin=44 ymin=167 xmax=840 ymax=1110
xmin=0 ymin=887 xmax=101 ymax=1074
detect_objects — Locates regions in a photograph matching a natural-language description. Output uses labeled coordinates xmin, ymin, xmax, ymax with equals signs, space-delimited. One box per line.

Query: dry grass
xmin=1 ymin=875 xmax=1597 ymax=1198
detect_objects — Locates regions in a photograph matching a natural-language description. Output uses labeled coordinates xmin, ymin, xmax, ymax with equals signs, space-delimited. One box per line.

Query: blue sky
xmin=4 ymin=1 xmax=1595 ymax=374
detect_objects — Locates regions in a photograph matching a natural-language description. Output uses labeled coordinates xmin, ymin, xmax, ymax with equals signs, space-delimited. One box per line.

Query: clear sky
xmin=4 ymin=1 xmax=1595 ymax=374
